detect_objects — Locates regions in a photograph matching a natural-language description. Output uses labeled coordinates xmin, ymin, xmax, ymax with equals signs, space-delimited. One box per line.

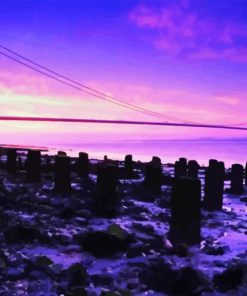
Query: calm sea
xmin=50 ymin=140 xmax=247 ymax=168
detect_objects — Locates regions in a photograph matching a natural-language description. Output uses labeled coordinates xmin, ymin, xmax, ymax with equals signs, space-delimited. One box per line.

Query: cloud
xmin=216 ymin=95 xmax=240 ymax=105
xmin=129 ymin=2 xmax=247 ymax=63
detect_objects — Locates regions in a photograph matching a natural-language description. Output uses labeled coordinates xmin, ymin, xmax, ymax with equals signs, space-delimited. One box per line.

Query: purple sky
xmin=0 ymin=0 xmax=247 ymax=145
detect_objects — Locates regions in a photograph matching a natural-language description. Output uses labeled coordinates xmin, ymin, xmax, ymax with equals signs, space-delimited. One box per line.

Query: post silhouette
xmin=143 ymin=156 xmax=162 ymax=194
xmin=7 ymin=149 xmax=17 ymax=173
xmin=174 ymin=158 xmax=187 ymax=178
xmin=169 ymin=177 xmax=201 ymax=245
xmin=26 ymin=150 xmax=41 ymax=182
xmin=76 ymin=152 xmax=89 ymax=179
xmin=188 ymin=160 xmax=199 ymax=178
xmin=54 ymin=155 xmax=71 ymax=193
xmin=245 ymin=162 xmax=247 ymax=185
xmin=230 ymin=164 xmax=244 ymax=195
xmin=95 ymin=164 xmax=119 ymax=216
xmin=57 ymin=151 xmax=67 ymax=156
xmin=124 ymin=154 xmax=133 ymax=178
xmin=203 ymin=161 xmax=224 ymax=211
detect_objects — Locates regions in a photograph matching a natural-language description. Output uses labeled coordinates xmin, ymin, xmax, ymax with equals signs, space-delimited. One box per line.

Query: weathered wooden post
xmin=188 ymin=160 xmax=199 ymax=178
xmin=76 ymin=152 xmax=89 ymax=179
xmin=143 ymin=156 xmax=162 ymax=194
xmin=203 ymin=161 xmax=224 ymax=211
xmin=209 ymin=159 xmax=218 ymax=167
xmin=169 ymin=177 xmax=201 ymax=245
xmin=95 ymin=163 xmax=118 ymax=216
xmin=124 ymin=154 xmax=133 ymax=177
xmin=7 ymin=149 xmax=17 ymax=173
xmin=245 ymin=162 xmax=247 ymax=185
xmin=54 ymin=155 xmax=71 ymax=193
xmin=230 ymin=164 xmax=244 ymax=195
xmin=26 ymin=150 xmax=41 ymax=182
xmin=174 ymin=158 xmax=187 ymax=178
xmin=0 ymin=148 xmax=3 ymax=169
xmin=57 ymin=151 xmax=67 ymax=156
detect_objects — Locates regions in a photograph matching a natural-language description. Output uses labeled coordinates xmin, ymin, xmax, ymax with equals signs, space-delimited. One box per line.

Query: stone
xmin=78 ymin=231 xmax=130 ymax=257
xmin=67 ymin=263 xmax=88 ymax=287
xmin=213 ymin=264 xmax=245 ymax=292
xmin=4 ymin=225 xmax=40 ymax=243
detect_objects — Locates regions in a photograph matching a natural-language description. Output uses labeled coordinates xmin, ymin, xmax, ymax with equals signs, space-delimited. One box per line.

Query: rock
xmin=67 ymin=263 xmax=88 ymax=287
xmin=29 ymin=269 xmax=47 ymax=280
xmin=50 ymin=263 xmax=63 ymax=275
xmin=201 ymin=240 xmax=229 ymax=256
xmin=171 ymin=267 xmax=209 ymax=295
xmin=64 ymin=286 xmax=87 ymax=296
xmin=34 ymin=255 xmax=54 ymax=266
xmin=100 ymin=290 xmax=131 ymax=296
xmin=4 ymin=225 xmax=40 ymax=243
xmin=139 ymin=259 xmax=209 ymax=294
xmin=139 ymin=258 xmax=177 ymax=293
xmin=77 ymin=231 xmax=131 ymax=257
xmin=107 ymin=224 xmax=128 ymax=240
xmin=77 ymin=209 xmax=91 ymax=218
xmin=132 ymin=223 xmax=155 ymax=235
xmin=60 ymin=207 xmax=75 ymax=220
xmin=126 ymin=279 xmax=139 ymax=290
xmin=6 ymin=267 xmax=25 ymax=279
xmin=213 ymin=264 xmax=245 ymax=292
xmin=91 ymin=274 xmax=114 ymax=286
xmin=0 ymin=257 xmax=6 ymax=270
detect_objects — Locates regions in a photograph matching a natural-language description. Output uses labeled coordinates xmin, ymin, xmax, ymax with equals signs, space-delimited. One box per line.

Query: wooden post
xmin=57 ymin=151 xmax=67 ymax=156
xmin=230 ymin=164 xmax=244 ymax=195
xmin=95 ymin=164 xmax=119 ymax=216
xmin=54 ymin=155 xmax=71 ymax=193
xmin=203 ymin=161 xmax=224 ymax=211
xmin=209 ymin=159 xmax=218 ymax=167
xmin=143 ymin=156 xmax=162 ymax=194
xmin=169 ymin=177 xmax=201 ymax=245
xmin=245 ymin=162 xmax=247 ymax=185
xmin=26 ymin=150 xmax=41 ymax=182
xmin=188 ymin=160 xmax=199 ymax=178
xmin=124 ymin=154 xmax=133 ymax=177
xmin=7 ymin=149 xmax=17 ymax=173
xmin=174 ymin=158 xmax=187 ymax=178
xmin=76 ymin=152 xmax=89 ymax=179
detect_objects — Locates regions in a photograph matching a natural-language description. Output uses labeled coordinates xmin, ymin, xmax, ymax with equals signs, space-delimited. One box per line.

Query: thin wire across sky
xmin=0 ymin=44 xmax=197 ymax=123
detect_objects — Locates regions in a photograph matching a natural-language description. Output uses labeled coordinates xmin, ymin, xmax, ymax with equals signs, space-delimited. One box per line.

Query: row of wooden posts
xmin=0 ymin=148 xmax=246 ymax=245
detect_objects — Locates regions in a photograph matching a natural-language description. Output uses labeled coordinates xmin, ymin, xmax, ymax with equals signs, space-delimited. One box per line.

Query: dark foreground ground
xmin=0 ymin=155 xmax=246 ymax=296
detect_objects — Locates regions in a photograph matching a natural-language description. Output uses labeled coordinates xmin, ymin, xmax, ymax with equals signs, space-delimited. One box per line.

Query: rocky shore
xmin=0 ymin=150 xmax=246 ymax=296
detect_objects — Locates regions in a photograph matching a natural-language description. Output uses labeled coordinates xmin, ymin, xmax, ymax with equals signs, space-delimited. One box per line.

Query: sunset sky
xmin=0 ymin=0 xmax=247 ymax=146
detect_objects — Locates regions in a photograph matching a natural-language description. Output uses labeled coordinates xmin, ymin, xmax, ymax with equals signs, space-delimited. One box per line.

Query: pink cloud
xmin=216 ymin=95 xmax=239 ymax=106
xmin=129 ymin=3 xmax=247 ymax=63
